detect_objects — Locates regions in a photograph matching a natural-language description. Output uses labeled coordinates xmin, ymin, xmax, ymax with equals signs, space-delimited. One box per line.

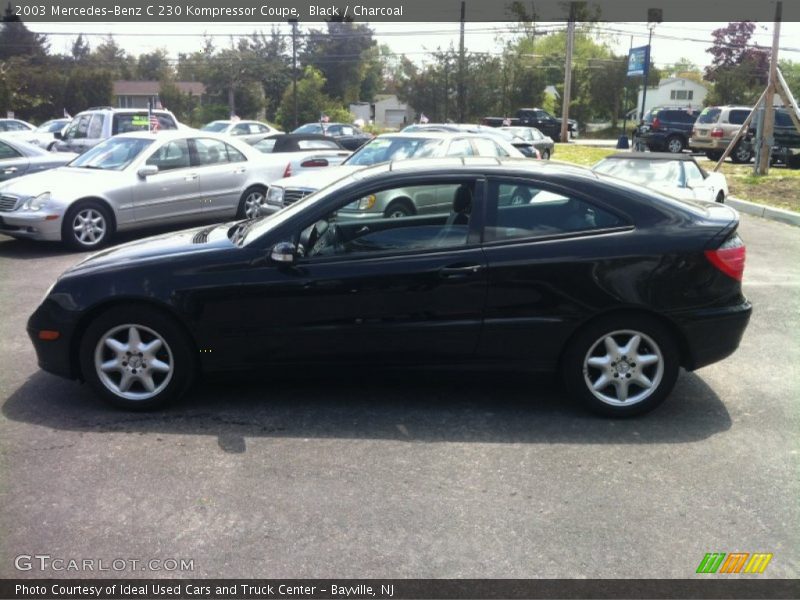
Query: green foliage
xmin=275 ymin=66 xmax=333 ymax=131
xmin=191 ymin=104 xmax=230 ymax=127
xmin=321 ymin=106 xmax=354 ymax=123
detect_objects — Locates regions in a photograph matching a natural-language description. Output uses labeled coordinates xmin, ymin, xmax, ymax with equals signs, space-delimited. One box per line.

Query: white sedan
xmin=592 ymin=152 xmax=729 ymax=203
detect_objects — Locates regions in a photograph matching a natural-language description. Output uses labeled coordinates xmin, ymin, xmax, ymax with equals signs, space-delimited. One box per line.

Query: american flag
xmin=149 ymin=115 xmax=160 ymax=133
xmin=502 ymin=117 xmax=512 ymax=126
xmin=63 ymin=108 xmax=71 ymax=119
xmin=419 ymin=113 xmax=429 ymax=124
xmin=320 ymin=113 xmax=330 ymax=123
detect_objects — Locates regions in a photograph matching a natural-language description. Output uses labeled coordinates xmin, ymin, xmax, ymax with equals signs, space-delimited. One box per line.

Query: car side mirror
xmin=270 ymin=241 xmax=296 ymax=264
xmin=137 ymin=165 xmax=158 ymax=178
xmin=54 ymin=131 xmax=63 ymax=140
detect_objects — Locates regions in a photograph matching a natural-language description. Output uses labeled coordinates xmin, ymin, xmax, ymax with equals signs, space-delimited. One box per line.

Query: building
xmin=349 ymin=94 xmax=414 ymax=129
xmin=635 ymin=77 xmax=708 ymax=118
xmin=113 ymin=81 xmax=206 ymax=109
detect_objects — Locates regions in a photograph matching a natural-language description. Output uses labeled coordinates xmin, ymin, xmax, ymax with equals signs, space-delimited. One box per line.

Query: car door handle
xmin=440 ymin=264 xmax=484 ymax=278
xmin=233 ymin=167 xmax=246 ymax=174
xmin=185 ymin=173 xmax=198 ymax=181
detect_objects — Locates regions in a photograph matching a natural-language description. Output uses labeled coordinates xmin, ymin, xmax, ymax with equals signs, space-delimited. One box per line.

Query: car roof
xmin=375 ymin=131 xmax=506 ymax=141
xmin=112 ymin=130 xmax=228 ymax=142
xmin=604 ymin=152 xmax=697 ymax=162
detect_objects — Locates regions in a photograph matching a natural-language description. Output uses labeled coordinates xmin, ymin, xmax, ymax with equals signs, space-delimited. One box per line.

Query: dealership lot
xmin=0 ymin=213 xmax=797 ymax=578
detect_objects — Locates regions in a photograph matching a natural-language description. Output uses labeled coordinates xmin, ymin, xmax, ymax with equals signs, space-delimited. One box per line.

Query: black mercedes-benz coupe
xmin=28 ymin=158 xmax=751 ymax=416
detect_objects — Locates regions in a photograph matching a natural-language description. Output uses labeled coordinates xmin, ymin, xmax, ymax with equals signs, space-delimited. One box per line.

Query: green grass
xmin=553 ymin=144 xmax=800 ymax=213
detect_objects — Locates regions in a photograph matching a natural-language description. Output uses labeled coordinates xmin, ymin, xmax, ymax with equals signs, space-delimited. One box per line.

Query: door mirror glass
xmin=270 ymin=241 xmax=296 ymax=264
xmin=54 ymin=131 xmax=63 ymax=140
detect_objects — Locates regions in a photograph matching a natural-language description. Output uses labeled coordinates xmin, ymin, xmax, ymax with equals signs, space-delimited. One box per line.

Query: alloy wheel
xmin=243 ymin=190 xmax=264 ymax=219
xmin=94 ymin=324 xmax=174 ymax=401
xmin=582 ymin=329 xmax=664 ymax=406
xmin=72 ymin=208 xmax=107 ymax=246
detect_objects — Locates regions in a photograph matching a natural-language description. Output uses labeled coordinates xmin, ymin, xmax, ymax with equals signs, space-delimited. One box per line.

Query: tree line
xmin=2 ymin=8 xmax=797 ymax=131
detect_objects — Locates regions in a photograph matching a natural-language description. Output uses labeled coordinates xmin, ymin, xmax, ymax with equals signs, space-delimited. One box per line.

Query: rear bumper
xmin=674 ymin=300 xmax=752 ymax=370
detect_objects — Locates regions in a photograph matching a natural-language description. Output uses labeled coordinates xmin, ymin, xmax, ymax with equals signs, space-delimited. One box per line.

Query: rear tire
xmin=561 ymin=314 xmax=680 ymax=417
xmin=541 ymin=149 xmax=551 ymax=160
xmin=666 ymin=135 xmax=685 ymax=154
xmin=383 ymin=199 xmax=414 ymax=218
xmin=730 ymin=143 xmax=753 ymax=164
xmin=705 ymin=151 xmax=723 ymax=161
xmin=237 ymin=186 xmax=266 ymax=219
xmin=79 ymin=306 xmax=196 ymax=410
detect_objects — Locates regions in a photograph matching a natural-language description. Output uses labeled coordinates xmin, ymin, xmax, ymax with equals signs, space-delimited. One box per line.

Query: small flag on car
xmin=419 ymin=113 xmax=429 ymax=124
xmin=320 ymin=113 xmax=330 ymax=123
xmin=502 ymin=117 xmax=511 ymax=126
xmin=63 ymin=109 xmax=71 ymax=119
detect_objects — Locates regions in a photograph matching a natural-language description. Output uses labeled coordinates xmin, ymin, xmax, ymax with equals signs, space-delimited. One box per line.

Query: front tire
xmin=62 ymin=201 xmax=114 ymax=251
xmin=383 ymin=199 xmax=414 ymax=218
xmin=730 ymin=143 xmax=753 ymax=164
xmin=79 ymin=306 xmax=196 ymax=410
xmin=706 ymin=150 xmax=723 ymax=161
xmin=561 ymin=314 xmax=680 ymax=417
xmin=541 ymin=149 xmax=551 ymax=160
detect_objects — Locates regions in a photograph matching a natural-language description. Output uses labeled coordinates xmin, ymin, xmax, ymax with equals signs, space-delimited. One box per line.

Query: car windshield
xmin=344 ymin=137 xmax=442 ymax=166
xmin=201 ymin=122 xmax=229 ymax=132
xmin=697 ymin=108 xmax=721 ymax=124
xmin=593 ymin=158 xmax=682 ymax=187
xmin=38 ymin=120 xmax=68 ymax=133
xmin=68 ymin=137 xmax=153 ymax=171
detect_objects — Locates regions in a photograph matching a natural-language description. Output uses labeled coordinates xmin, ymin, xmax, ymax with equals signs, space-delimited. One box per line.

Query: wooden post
xmin=713 ymin=87 xmax=768 ymax=172
xmin=755 ymin=1 xmax=782 ymax=175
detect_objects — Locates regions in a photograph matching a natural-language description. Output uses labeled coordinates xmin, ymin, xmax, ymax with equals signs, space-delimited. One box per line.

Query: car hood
xmin=0 ymin=165 xmax=120 ymax=197
xmin=271 ymin=164 xmax=363 ymax=191
xmin=62 ymin=222 xmax=237 ymax=276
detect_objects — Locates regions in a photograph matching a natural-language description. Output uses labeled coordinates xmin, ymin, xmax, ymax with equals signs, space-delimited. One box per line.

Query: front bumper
xmin=0 ymin=210 xmax=63 ymax=241
xmin=27 ymin=297 xmax=81 ymax=379
xmin=674 ymin=300 xmax=752 ymax=371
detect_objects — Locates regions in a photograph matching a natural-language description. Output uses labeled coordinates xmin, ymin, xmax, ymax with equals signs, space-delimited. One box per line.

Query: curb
xmin=726 ymin=197 xmax=800 ymax=228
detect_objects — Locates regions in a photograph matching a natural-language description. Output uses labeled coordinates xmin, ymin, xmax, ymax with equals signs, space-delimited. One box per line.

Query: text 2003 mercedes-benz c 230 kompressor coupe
xmin=27 ymin=158 xmax=751 ymax=416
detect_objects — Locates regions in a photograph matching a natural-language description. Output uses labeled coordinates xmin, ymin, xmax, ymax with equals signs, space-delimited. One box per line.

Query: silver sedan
xmin=0 ymin=136 xmax=77 ymax=182
xmin=0 ymin=131 xmax=275 ymax=249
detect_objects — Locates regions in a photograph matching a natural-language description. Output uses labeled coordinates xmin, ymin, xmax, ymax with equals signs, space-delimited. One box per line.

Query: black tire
xmin=788 ymin=155 xmax=800 ymax=170
xmin=383 ymin=199 xmax=414 ymax=218
xmin=541 ymin=149 xmax=551 ymax=160
xmin=47 ymin=141 xmax=58 ymax=152
xmin=665 ymin=135 xmax=685 ymax=154
xmin=730 ymin=143 xmax=753 ymax=164
xmin=561 ymin=314 xmax=680 ymax=417
xmin=62 ymin=200 xmax=114 ymax=251
xmin=715 ymin=191 xmax=725 ymax=203
xmin=705 ymin=151 xmax=723 ymax=161
xmin=79 ymin=305 xmax=196 ymax=410
xmin=237 ymin=185 xmax=266 ymax=220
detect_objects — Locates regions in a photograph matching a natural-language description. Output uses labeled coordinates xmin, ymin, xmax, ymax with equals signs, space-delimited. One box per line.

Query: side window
xmin=776 ymin=111 xmax=792 ymax=127
xmin=728 ymin=110 xmax=750 ymax=125
xmin=87 ymin=114 xmax=105 ymax=139
xmin=232 ymin=123 xmax=250 ymax=135
xmin=446 ymin=138 xmax=474 ymax=157
xmin=0 ymin=140 xmax=21 ymax=159
xmin=225 ymin=143 xmax=247 ymax=163
xmin=486 ymin=181 xmax=624 ymax=242
xmin=472 ymin=138 xmax=502 ymax=157
xmin=294 ymin=182 xmax=475 ymax=259
xmin=66 ymin=115 xmax=91 ymax=139
xmin=194 ymin=138 xmax=230 ymax=165
xmin=6 ymin=121 xmax=27 ymax=131
xmin=146 ymin=139 xmax=191 ymax=171
xmin=326 ymin=125 xmax=342 ymax=136
xmin=253 ymin=139 xmax=277 ymax=153
xmin=684 ymin=163 xmax=705 ymax=187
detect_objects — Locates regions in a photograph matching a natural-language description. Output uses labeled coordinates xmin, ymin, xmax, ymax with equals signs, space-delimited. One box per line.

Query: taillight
xmin=282 ymin=163 xmax=292 ymax=178
xmin=711 ymin=127 xmax=724 ymax=138
xmin=300 ymin=158 xmax=329 ymax=168
xmin=651 ymin=117 xmax=661 ymax=129
xmin=705 ymin=235 xmax=745 ymax=281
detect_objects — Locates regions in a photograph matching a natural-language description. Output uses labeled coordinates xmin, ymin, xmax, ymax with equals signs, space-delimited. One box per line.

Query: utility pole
xmin=639 ymin=26 xmax=654 ymax=122
xmin=289 ymin=18 xmax=299 ymax=129
xmin=444 ymin=56 xmax=449 ymax=122
xmin=457 ymin=0 xmax=466 ymax=123
xmin=755 ymin=1 xmax=782 ymax=175
xmin=559 ymin=4 xmax=575 ymax=143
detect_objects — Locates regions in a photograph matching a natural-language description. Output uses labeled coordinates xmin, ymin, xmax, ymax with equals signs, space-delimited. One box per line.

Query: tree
xmin=71 ymin=34 xmax=91 ymax=61
xmin=91 ymin=36 xmax=135 ymax=79
xmin=136 ymin=49 xmax=173 ymax=81
xmin=275 ymin=66 xmax=334 ymax=130
xmin=301 ymin=18 xmax=378 ymax=104
xmin=705 ymin=22 xmax=769 ymax=105
xmin=0 ymin=6 xmax=49 ymax=61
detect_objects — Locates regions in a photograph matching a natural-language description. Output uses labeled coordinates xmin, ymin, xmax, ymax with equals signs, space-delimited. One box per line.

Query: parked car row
xmin=634 ymin=104 xmax=800 ymax=167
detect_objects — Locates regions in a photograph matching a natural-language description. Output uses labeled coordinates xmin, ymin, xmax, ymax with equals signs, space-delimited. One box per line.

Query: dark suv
xmin=634 ymin=107 xmax=700 ymax=153
xmin=743 ymin=107 xmax=800 ymax=168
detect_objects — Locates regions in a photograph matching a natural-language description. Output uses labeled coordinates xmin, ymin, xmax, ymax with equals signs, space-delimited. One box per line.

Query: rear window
xmin=663 ymin=110 xmax=697 ymax=123
xmin=697 ymin=108 xmax=721 ymax=124
xmin=113 ymin=113 xmax=177 ymax=134
xmin=776 ymin=111 xmax=792 ymax=127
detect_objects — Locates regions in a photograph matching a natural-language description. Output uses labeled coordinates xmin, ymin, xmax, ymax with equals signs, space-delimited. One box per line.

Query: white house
xmin=635 ymin=77 xmax=708 ymax=118
xmin=349 ymin=94 xmax=414 ymax=129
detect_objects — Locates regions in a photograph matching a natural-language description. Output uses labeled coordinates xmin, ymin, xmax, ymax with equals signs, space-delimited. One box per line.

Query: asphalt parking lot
xmin=0 ymin=213 xmax=797 ymax=579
